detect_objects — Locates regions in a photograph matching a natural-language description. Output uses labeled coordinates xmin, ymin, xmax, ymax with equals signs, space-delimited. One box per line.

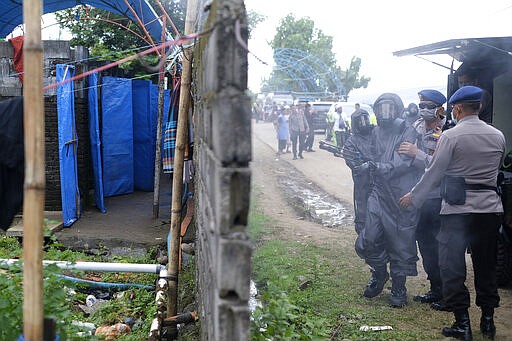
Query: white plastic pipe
xmin=0 ymin=259 xmax=163 ymax=274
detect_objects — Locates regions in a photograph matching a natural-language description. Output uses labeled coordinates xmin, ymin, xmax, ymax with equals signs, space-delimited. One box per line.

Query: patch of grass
xmin=248 ymin=191 xmax=273 ymax=241
xmin=250 ymin=214 xmax=449 ymax=340
xmin=0 ymin=235 xmax=167 ymax=340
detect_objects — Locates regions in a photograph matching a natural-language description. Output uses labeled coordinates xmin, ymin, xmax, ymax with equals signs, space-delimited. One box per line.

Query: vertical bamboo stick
xmin=153 ymin=19 xmax=167 ymax=219
xmin=23 ymin=0 xmax=45 ymax=340
xmin=167 ymin=0 xmax=197 ymax=320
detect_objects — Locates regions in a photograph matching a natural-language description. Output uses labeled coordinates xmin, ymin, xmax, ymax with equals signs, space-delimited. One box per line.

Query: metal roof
xmin=393 ymin=37 xmax=512 ymax=62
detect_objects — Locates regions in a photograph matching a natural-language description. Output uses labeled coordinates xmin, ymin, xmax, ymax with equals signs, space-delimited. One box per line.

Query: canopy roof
xmin=0 ymin=0 xmax=167 ymax=42
xmin=393 ymin=37 xmax=512 ymax=63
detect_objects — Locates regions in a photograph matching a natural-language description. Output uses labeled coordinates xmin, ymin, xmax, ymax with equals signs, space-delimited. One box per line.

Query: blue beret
xmin=418 ymin=89 xmax=446 ymax=106
xmin=448 ymin=85 xmax=483 ymax=104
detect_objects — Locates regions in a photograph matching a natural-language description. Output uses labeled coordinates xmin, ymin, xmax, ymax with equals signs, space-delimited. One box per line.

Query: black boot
xmin=431 ymin=301 xmax=453 ymax=312
xmin=413 ymin=285 xmax=442 ymax=304
xmin=442 ymin=309 xmax=472 ymax=341
xmin=480 ymin=306 xmax=496 ymax=339
xmin=389 ymin=276 xmax=407 ymax=308
xmin=363 ymin=269 xmax=389 ymax=298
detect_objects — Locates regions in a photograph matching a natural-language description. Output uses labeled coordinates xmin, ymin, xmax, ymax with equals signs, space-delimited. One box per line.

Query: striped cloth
xmin=163 ymin=109 xmax=177 ymax=173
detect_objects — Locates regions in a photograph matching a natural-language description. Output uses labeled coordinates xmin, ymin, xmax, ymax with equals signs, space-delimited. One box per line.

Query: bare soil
xmin=251 ymin=120 xmax=512 ymax=340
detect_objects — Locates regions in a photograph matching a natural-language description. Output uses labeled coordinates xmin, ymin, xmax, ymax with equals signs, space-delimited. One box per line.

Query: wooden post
xmin=23 ymin=0 xmax=45 ymax=340
xmin=153 ymin=18 xmax=167 ymax=219
xmin=167 ymin=0 xmax=197 ymax=322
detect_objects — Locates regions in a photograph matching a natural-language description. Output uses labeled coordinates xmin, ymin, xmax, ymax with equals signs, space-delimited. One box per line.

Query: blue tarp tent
xmin=88 ymin=73 xmax=106 ymax=212
xmin=133 ymin=80 xmax=171 ymax=191
xmin=101 ymin=76 xmax=134 ymax=197
xmin=56 ymin=64 xmax=81 ymax=226
xmin=0 ymin=0 xmax=166 ymax=41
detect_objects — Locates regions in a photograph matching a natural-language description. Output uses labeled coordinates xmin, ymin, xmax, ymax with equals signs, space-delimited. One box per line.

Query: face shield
xmin=374 ymin=100 xmax=398 ymax=125
xmin=354 ymin=113 xmax=371 ymax=134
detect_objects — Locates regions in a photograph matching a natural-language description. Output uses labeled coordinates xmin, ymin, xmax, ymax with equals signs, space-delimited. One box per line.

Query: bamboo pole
xmin=167 ymin=0 xmax=197 ymax=322
xmin=153 ymin=18 xmax=167 ymax=219
xmin=23 ymin=0 xmax=45 ymax=340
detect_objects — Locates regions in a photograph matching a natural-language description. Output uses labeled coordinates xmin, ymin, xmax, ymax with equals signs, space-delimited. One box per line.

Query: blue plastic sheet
xmin=0 ymin=0 xmax=165 ymax=41
xmin=132 ymin=80 xmax=156 ymax=191
xmin=56 ymin=64 xmax=80 ymax=226
xmin=101 ymin=77 xmax=134 ymax=197
xmin=88 ymin=73 xmax=106 ymax=212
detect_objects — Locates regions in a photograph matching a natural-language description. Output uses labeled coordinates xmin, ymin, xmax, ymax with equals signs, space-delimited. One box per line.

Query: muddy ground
xmin=251 ymin=120 xmax=512 ymax=340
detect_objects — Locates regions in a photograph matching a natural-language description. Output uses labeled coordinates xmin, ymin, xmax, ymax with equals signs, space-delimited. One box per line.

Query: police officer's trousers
xmin=416 ymin=198 xmax=442 ymax=291
xmin=438 ymin=213 xmax=501 ymax=311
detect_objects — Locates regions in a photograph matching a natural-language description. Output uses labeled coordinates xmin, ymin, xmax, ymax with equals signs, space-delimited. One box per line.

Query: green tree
xmin=261 ymin=14 xmax=370 ymax=97
xmin=247 ymin=10 xmax=265 ymax=39
xmin=55 ymin=0 xmax=186 ymax=75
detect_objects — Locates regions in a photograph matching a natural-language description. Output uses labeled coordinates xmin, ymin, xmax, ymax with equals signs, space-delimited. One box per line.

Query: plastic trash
xmin=359 ymin=325 xmax=393 ymax=332
xmin=86 ymin=294 xmax=97 ymax=307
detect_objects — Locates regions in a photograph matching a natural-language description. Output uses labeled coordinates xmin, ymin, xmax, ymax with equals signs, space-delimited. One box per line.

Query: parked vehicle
xmin=265 ymin=91 xmax=294 ymax=106
xmin=394 ymin=37 xmax=512 ymax=287
xmin=309 ymin=101 xmax=335 ymax=133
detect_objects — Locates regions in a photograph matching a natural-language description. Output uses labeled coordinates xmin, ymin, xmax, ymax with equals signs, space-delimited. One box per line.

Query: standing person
xmin=400 ymin=86 xmax=505 ymax=340
xmin=275 ymin=106 xmax=290 ymax=157
xmin=326 ymin=105 xmax=335 ymax=142
xmin=342 ymin=109 xmax=373 ymax=234
xmin=457 ymin=67 xmax=493 ymax=123
xmin=304 ymin=103 xmax=316 ymax=152
xmin=288 ymin=105 xmax=309 ymax=160
xmin=398 ymin=90 xmax=446 ymax=308
xmin=354 ymin=93 xmax=422 ymax=308
xmin=333 ymin=104 xmax=349 ymax=148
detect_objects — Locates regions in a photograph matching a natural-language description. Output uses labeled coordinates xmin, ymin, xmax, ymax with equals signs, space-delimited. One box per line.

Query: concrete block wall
xmin=44 ymin=97 xmax=91 ymax=211
xmin=0 ymin=41 xmax=91 ymax=210
xmin=193 ymin=0 xmax=252 ymax=339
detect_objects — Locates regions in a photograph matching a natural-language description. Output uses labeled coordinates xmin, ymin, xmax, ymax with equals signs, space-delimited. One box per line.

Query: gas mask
xmin=375 ymin=101 xmax=397 ymax=127
xmin=354 ymin=113 xmax=371 ymax=135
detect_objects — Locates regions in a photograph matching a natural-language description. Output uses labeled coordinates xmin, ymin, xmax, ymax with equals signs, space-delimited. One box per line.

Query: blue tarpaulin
xmin=132 ymin=80 xmax=171 ymax=191
xmin=56 ymin=64 xmax=80 ymax=226
xmin=133 ymin=80 xmax=156 ymax=191
xmin=88 ymin=73 xmax=106 ymax=212
xmin=101 ymin=76 xmax=134 ymax=197
xmin=0 ymin=0 xmax=166 ymax=41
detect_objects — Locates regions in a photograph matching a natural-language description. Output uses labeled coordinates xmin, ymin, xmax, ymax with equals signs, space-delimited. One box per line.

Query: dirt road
xmin=251 ymin=120 xmax=512 ymax=340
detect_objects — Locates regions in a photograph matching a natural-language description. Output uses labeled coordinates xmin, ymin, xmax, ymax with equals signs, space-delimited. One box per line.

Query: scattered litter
xmin=86 ymin=294 xmax=97 ymax=307
xmin=359 ymin=325 xmax=393 ymax=332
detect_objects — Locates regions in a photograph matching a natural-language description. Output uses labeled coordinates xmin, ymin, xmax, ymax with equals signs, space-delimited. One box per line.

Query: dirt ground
xmin=53 ymin=174 xmax=172 ymax=254
xmin=250 ymin=120 xmax=512 ymax=340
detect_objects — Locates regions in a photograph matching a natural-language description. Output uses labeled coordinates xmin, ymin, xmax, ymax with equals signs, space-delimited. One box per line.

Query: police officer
xmin=342 ymin=109 xmax=373 ymax=234
xmin=398 ymin=90 xmax=446 ymax=308
xmin=400 ymin=86 xmax=505 ymax=340
xmin=354 ymin=93 xmax=422 ymax=308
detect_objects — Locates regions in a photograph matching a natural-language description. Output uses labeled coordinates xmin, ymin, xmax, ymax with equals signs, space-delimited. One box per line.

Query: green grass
xmin=0 ymin=235 xmax=165 ymax=340
xmin=249 ymin=202 xmax=451 ymax=340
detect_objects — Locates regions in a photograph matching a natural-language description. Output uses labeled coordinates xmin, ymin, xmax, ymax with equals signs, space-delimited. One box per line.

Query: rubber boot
xmin=442 ymin=309 xmax=473 ymax=341
xmin=363 ymin=268 xmax=389 ymax=298
xmin=389 ymin=276 xmax=407 ymax=308
xmin=480 ymin=306 xmax=496 ymax=340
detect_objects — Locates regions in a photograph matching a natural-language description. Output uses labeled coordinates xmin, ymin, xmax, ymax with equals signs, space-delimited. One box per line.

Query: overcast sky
xmin=244 ymin=0 xmax=512 ymax=104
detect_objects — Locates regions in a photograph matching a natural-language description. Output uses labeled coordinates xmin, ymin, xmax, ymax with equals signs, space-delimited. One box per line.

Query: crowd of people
xmin=344 ymin=85 xmax=504 ymax=341
xmin=254 ymin=80 xmax=505 ymax=340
